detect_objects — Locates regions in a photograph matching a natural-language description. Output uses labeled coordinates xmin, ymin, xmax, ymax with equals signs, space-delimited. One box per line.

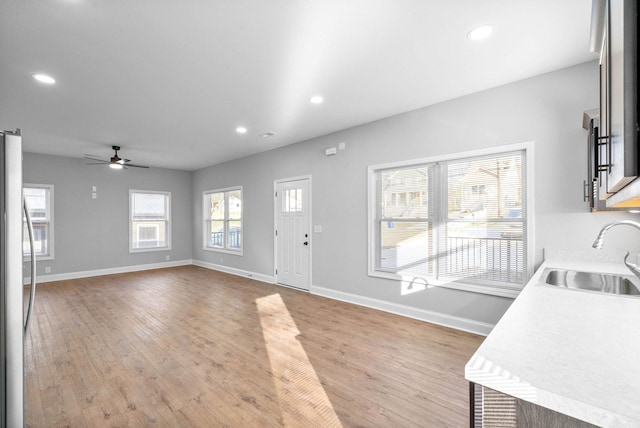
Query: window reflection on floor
xmin=256 ymin=293 xmax=342 ymax=427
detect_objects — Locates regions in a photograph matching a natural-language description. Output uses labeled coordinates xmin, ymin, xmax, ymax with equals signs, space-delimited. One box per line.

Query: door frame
xmin=273 ymin=175 xmax=312 ymax=291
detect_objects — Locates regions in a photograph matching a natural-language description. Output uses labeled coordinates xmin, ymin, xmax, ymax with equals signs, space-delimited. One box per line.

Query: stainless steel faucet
xmin=592 ymin=220 xmax=640 ymax=281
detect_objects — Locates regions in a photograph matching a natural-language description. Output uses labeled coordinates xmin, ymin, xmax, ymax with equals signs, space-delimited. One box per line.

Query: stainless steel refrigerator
xmin=1 ymin=129 xmax=37 ymax=427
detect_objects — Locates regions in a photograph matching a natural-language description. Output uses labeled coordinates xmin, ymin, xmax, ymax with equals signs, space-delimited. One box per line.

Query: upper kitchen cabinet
xmin=590 ymin=0 xmax=639 ymax=207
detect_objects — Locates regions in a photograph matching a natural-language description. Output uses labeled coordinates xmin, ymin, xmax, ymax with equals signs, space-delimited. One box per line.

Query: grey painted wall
xmin=22 ymin=61 xmax=640 ymax=327
xmin=192 ymin=61 xmax=640 ymax=325
xmin=23 ymin=153 xmax=192 ymax=277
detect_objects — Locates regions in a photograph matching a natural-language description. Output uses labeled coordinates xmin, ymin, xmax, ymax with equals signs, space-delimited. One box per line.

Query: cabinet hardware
xmin=595 ymin=128 xmax=612 ymax=173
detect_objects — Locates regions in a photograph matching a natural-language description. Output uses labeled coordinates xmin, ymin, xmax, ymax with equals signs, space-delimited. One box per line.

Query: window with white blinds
xmin=129 ymin=190 xmax=171 ymax=252
xmin=23 ymin=184 xmax=54 ymax=260
xmin=369 ymin=144 xmax=530 ymax=296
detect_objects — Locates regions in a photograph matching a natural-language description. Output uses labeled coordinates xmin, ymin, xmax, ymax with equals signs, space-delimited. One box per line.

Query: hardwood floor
xmin=25 ymin=266 xmax=484 ymax=427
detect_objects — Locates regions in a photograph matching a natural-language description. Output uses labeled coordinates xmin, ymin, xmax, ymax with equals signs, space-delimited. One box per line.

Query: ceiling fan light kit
xmin=83 ymin=145 xmax=149 ymax=169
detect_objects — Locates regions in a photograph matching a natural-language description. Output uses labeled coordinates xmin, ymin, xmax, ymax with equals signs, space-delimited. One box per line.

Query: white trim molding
xmin=310 ymin=284 xmax=494 ymax=336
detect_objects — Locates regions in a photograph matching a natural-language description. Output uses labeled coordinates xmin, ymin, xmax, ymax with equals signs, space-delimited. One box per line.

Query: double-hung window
xmin=369 ymin=143 xmax=531 ymax=297
xmin=23 ymin=184 xmax=54 ymax=260
xmin=203 ymin=186 xmax=243 ymax=254
xmin=129 ymin=190 xmax=171 ymax=252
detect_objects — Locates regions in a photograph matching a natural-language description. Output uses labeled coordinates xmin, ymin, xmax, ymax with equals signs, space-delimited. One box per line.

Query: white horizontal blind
xmin=377 ymin=165 xmax=434 ymax=277
xmin=442 ymin=151 xmax=525 ymax=284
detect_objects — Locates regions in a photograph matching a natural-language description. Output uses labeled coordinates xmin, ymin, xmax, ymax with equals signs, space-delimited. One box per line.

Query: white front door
xmin=275 ymin=177 xmax=311 ymax=290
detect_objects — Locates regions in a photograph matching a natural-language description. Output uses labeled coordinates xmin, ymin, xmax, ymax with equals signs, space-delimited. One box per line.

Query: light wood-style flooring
xmin=25 ymin=266 xmax=484 ymax=427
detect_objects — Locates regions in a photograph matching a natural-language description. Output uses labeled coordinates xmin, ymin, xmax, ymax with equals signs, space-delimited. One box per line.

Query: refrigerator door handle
xmin=23 ymin=198 xmax=36 ymax=335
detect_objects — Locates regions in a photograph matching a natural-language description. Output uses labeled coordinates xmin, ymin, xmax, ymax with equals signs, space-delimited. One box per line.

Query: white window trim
xmin=23 ymin=183 xmax=54 ymax=261
xmin=129 ymin=189 xmax=172 ymax=253
xmin=202 ymin=185 xmax=243 ymax=256
xmin=367 ymin=142 xmax=535 ymax=298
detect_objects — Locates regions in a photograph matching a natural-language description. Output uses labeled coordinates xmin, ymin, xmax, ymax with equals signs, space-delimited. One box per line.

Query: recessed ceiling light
xmin=467 ymin=25 xmax=493 ymax=41
xmin=309 ymin=95 xmax=324 ymax=104
xmin=260 ymin=132 xmax=276 ymax=138
xmin=236 ymin=126 xmax=248 ymax=134
xmin=32 ymin=73 xmax=56 ymax=84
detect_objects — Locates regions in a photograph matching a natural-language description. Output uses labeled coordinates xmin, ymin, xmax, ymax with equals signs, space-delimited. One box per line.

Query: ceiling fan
xmin=84 ymin=146 xmax=149 ymax=169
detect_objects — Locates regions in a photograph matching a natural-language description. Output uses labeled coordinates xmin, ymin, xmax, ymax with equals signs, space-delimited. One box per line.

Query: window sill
xmin=368 ymin=270 xmax=523 ymax=298
xmin=203 ymin=247 xmax=243 ymax=256
xmin=129 ymin=246 xmax=171 ymax=254
xmin=23 ymin=255 xmax=54 ymax=262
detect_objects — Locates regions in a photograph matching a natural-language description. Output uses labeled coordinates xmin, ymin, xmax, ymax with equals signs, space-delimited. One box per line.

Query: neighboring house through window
xmin=368 ymin=143 xmax=532 ymax=297
xmin=23 ymin=184 xmax=54 ymax=260
xmin=129 ymin=190 xmax=171 ymax=252
xmin=203 ymin=186 xmax=243 ymax=254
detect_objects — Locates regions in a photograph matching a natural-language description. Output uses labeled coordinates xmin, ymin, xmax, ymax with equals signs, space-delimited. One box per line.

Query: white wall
xmin=23 ymin=153 xmax=193 ymax=278
xmin=192 ymin=61 xmax=640 ymax=330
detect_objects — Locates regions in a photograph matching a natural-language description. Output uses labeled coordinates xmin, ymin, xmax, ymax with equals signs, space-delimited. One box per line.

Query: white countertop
xmin=465 ymin=255 xmax=640 ymax=427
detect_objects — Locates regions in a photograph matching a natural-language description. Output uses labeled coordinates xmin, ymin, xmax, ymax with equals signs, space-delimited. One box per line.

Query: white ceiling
xmin=0 ymin=0 xmax=597 ymax=171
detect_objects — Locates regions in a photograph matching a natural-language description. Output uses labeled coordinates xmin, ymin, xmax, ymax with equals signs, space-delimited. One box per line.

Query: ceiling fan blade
xmin=83 ymin=156 xmax=108 ymax=162
xmin=126 ymin=163 xmax=150 ymax=169
xmin=85 ymin=162 xmax=110 ymax=165
xmin=117 ymin=158 xmax=131 ymax=164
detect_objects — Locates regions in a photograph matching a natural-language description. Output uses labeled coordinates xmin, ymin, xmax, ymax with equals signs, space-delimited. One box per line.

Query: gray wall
xmin=192 ymin=61 xmax=640 ymax=326
xmin=23 ymin=61 xmax=640 ymax=328
xmin=23 ymin=153 xmax=192 ymax=277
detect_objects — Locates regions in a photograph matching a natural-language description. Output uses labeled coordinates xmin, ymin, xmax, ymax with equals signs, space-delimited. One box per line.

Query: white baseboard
xmin=310 ymin=285 xmax=494 ymax=336
xmin=192 ymin=260 xmax=275 ymax=284
xmin=24 ymin=259 xmax=194 ymax=284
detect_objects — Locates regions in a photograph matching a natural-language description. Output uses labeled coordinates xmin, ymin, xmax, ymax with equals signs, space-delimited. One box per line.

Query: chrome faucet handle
xmin=623 ymin=252 xmax=640 ymax=282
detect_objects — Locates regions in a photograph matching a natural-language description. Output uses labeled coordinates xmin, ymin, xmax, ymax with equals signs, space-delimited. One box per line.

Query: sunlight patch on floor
xmin=256 ymin=293 xmax=342 ymax=427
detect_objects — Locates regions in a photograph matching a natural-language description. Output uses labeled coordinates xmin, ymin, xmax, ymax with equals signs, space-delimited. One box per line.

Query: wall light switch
xmin=314 ymin=225 xmax=322 ymax=233
xmin=92 ymin=186 xmax=97 ymax=192
xmin=92 ymin=193 xmax=97 ymax=199
xmin=325 ymin=147 xmax=337 ymax=156
xmin=338 ymin=142 xmax=346 ymax=150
